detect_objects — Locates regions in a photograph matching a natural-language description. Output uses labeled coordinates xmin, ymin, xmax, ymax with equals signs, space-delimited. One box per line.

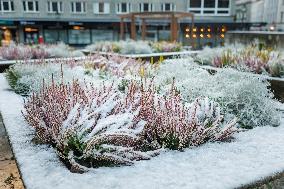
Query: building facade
xmin=236 ymin=0 xmax=284 ymax=31
xmin=0 ymin=0 xmax=236 ymax=47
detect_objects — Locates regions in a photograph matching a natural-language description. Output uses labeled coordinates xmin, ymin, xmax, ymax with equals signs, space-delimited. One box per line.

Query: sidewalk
xmin=0 ymin=114 xmax=24 ymax=189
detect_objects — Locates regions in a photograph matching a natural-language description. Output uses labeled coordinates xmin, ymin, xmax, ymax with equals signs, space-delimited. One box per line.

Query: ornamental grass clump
xmin=23 ymin=76 xmax=237 ymax=172
xmin=212 ymin=49 xmax=236 ymax=67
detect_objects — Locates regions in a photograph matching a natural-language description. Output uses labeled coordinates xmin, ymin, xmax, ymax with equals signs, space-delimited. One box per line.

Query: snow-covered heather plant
xmin=151 ymin=41 xmax=182 ymax=53
xmin=0 ymin=42 xmax=83 ymax=60
xmin=23 ymin=79 xmax=88 ymax=144
xmin=23 ymin=79 xmax=159 ymax=171
xmin=23 ymin=76 xmax=237 ymax=172
xmin=155 ymin=60 xmax=280 ymax=129
xmin=140 ymin=82 xmax=237 ymax=150
xmin=0 ymin=43 xmax=34 ymax=60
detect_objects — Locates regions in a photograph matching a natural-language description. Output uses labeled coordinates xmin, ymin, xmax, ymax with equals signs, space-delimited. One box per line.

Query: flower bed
xmin=1 ymin=75 xmax=284 ymax=189
xmin=86 ymin=40 xmax=183 ymax=55
xmin=195 ymin=43 xmax=284 ymax=77
xmin=0 ymin=54 xmax=284 ymax=188
xmin=0 ymin=43 xmax=84 ymax=61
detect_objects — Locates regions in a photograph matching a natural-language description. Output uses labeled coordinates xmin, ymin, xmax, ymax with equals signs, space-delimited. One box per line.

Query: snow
xmin=1 ymin=73 xmax=284 ymax=189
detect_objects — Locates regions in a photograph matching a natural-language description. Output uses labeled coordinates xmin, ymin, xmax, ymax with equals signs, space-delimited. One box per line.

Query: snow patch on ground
xmin=1 ymin=73 xmax=284 ymax=189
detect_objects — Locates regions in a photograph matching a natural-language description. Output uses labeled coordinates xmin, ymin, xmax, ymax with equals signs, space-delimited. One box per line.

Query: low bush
xmin=23 ymin=78 xmax=237 ymax=172
xmin=155 ymin=60 xmax=280 ymax=129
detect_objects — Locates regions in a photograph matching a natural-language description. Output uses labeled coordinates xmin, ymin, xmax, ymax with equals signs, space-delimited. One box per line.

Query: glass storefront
xmin=44 ymin=29 xmax=67 ymax=44
xmin=91 ymin=29 xmax=113 ymax=43
xmin=24 ymin=27 xmax=39 ymax=44
xmin=68 ymin=29 xmax=91 ymax=45
xmin=0 ymin=26 xmax=17 ymax=45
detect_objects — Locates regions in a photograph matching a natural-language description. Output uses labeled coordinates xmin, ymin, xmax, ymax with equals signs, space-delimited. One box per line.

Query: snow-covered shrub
xmin=6 ymin=60 xmax=93 ymax=95
xmin=151 ymin=41 xmax=182 ymax=53
xmin=86 ymin=40 xmax=184 ymax=55
xmin=23 ymin=79 xmax=88 ymax=143
xmin=86 ymin=41 xmax=121 ymax=53
xmin=23 ymin=77 xmax=237 ymax=171
xmin=23 ymin=79 xmax=159 ymax=171
xmin=195 ymin=43 xmax=284 ymax=77
xmin=269 ymin=59 xmax=284 ymax=77
xmin=31 ymin=47 xmax=50 ymax=59
xmin=155 ymin=60 xmax=280 ymax=129
xmin=119 ymin=40 xmax=152 ymax=54
xmin=0 ymin=43 xmax=83 ymax=60
xmin=0 ymin=44 xmax=34 ymax=60
xmin=44 ymin=43 xmax=73 ymax=58
xmin=140 ymin=84 xmax=237 ymax=150
xmin=5 ymin=66 xmax=30 ymax=96
xmin=212 ymin=49 xmax=236 ymax=67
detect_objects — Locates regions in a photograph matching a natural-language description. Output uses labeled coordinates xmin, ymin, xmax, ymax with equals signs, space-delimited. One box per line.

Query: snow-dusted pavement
xmin=1 ymin=74 xmax=284 ymax=189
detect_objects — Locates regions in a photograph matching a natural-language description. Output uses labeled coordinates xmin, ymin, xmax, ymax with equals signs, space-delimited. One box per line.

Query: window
xmin=116 ymin=3 xmax=131 ymax=14
xmin=47 ymin=1 xmax=63 ymax=13
xmin=161 ymin=3 xmax=175 ymax=11
xmin=23 ymin=1 xmax=39 ymax=12
xmin=0 ymin=0 xmax=14 ymax=12
xmin=204 ymin=0 xmax=215 ymax=8
xmin=218 ymin=0 xmax=229 ymax=8
xmin=139 ymin=3 xmax=154 ymax=12
xmin=188 ymin=0 xmax=230 ymax=15
xmin=281 ymin=12 xmax=284 ymax=22
xmin=71 ymin=2 xmax=86 ymax=13
xmin=189 ymin=0 xmax=201 ymax=8
xmin=93 ymin=2 xmax=110 ymax=14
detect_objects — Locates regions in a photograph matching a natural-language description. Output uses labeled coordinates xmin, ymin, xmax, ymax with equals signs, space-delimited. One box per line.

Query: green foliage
xmin=14 ymin=82 xmax=30 ymax=96
xmin=5 ymin=67 xmax=20 ymax=89
xmin=118 ymin=79 xmax=129 ymax=92
xmin=112 ymin=44 xmax=121 ymax=53
xmin=63 ymin=135 xmax=86 ymax=157
xmin=160 ymin=133 xmax=180 ymax=150
xmin=5 ymin=66 xmax=30 ymax=96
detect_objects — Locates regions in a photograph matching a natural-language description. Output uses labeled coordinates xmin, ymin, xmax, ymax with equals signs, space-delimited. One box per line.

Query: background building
xmin=236 ymin=0 xmax=284 ymax=31
xmin=0 ymin=0 xmax=236 ymax=47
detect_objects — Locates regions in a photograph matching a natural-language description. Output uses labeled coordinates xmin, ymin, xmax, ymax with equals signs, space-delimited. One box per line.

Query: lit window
xmin=71 ymin=2 xmax=86 ymax=13
xmin=94 ymin=2 xmax=110 ymax=14
xmin=0 ymin=0 xmax=14 ymax=12
xmin=23 ymin=1 xmax=39 ymax=12
xmin=47 ymin=1 xmax=63 ymax=13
